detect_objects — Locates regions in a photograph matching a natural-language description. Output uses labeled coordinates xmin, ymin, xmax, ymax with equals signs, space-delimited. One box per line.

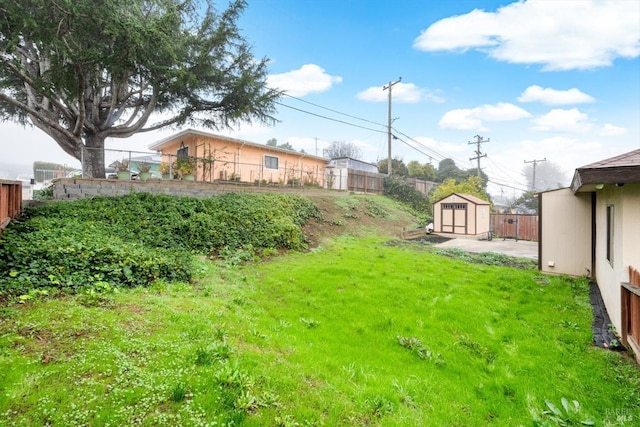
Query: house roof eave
xmin=570 ymin=148 xmax=640 ymax=193
xmin=571 ymin=165 xmax=640 ymax=193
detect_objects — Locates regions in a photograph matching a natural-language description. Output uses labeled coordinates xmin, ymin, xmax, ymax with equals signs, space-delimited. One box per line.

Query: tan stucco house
xmin=148 ymin=129 xmax=328 ymax=186
xmin=539 ymin=148 xmax=640 ymax=359
xmin=433 ymin=193 xmax=490 ymax=237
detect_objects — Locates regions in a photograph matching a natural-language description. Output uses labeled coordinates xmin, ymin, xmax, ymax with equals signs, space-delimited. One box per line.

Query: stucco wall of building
xmin=595 ymin=183 xmax=640 ymax=333
xmin=539 ymin=188 xmax=592 ymax=277
xmin=154 ymin=133 xmax=326 ymax=186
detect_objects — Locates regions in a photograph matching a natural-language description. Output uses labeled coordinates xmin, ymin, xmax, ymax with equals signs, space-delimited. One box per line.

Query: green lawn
xmin=1 ymin=236 xmax=639 ymax=426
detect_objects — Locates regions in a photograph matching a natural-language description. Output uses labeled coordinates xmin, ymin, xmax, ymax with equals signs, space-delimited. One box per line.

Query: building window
xmin=442 ymin=203 xmax=467 ymax=210
xmin=606 ymin=205 xmax=614 ymax=265
xmin=264 ymin=155 xmax=279 ymax=170
xmin=177 ymin=143 xmax=189 ymax=159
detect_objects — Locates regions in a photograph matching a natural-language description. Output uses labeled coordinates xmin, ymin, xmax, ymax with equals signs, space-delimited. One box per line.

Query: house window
xmin=606 ymin=205 xmax=614 ymax=265
xmin=264 ymin=155 xmax=279 ymax=170
xmin=177 ymin=143 xmax=189 ymax=159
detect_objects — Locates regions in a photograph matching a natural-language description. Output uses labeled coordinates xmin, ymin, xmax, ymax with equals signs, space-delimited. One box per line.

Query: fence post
xmin=80 ymin=146 xmax=85 ymax=178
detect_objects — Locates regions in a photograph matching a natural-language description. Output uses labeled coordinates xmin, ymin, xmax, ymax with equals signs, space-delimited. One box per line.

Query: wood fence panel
xmin=347 ymin=169 xmax=384 ymax=194
xmin=0 ymin=180 xmax=22 ymax=235
xmin=622 ymin=266 xmax=640 ymax=363
xmin=401 ymin=227 xmax=426 ymax=240
xmin=491 ymin=214 xmax=538 ymax=241
xmin=403 ymin=177 xmax=438 ymax=195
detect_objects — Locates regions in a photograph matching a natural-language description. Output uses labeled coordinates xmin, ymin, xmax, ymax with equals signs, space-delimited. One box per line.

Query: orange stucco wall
xmin=156 ymin=134 xmax=326 ymax=185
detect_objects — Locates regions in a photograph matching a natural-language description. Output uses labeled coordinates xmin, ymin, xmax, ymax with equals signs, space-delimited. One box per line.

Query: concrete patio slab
xmin=434 ymin=237 xmax=538 ymax=260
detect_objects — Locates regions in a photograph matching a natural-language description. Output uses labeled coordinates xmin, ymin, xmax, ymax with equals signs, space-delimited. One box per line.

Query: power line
xmin=487 ymin=178 xmax=529 ymax=192
xmin=275 ymin=102 xmax=386 ymax=135
xmin=391 ymin=128 xmax=449 ymax=162
xmin=277 ymin=97 xmax=528 ymax=193
xmin=393 ymin=134 xmax=442 ymax=160
xmin=282 ymin=94 xmax=385 ymax=127
xmin=485 ymin=155 xmax=525 ymax=186
xmin=277 ymin=97 xmax=468 ymax=167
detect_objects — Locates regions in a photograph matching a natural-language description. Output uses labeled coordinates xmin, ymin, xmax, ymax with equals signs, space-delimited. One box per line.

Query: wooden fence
xmin=346 ymin=170 xmax=385 ymax=194
xmin=0 ymin=180 xmax=22 ymax=235
xmin=403 ymin=177 xmax=438 ymax=195
xmin=342 ymin=170 xmax=437 ymax=195
xmin=401 ymin=227 xmax=427 ymax=240
xmin=491 ymin=214 xmax=538 ymax=241
xmin=622 ymin=266 xmax=640 ymax=363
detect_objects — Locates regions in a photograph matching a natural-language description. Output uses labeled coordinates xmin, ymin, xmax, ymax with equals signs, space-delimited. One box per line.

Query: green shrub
xmin=0 ymin=192 xmax=321 ymax=294
xmin=383 ymin=177 xmax=432 ymax=224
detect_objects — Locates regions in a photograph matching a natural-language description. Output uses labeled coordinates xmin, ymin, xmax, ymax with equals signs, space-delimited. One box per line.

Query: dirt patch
xmin=122 ymin=304 xmax=150 ymax=315
xmin=411 ymin=234 xmax=452 ymax=244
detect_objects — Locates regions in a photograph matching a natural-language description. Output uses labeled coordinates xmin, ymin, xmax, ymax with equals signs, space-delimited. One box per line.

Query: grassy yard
xmin=1 ymin=235 xmax=639 ymax=426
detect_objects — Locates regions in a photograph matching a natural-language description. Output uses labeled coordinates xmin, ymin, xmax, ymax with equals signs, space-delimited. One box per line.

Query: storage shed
xmin=433 ymin=193 xmax=490 ymax=237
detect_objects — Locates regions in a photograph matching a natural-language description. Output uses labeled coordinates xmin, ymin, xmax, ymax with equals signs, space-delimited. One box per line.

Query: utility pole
xmin=383 ymin=77 xmax=401 ymax=175
xmin=524 ymin=157 xmax=546 ymax=192
xmin=468 ymin=134 xmax=489 ymax=177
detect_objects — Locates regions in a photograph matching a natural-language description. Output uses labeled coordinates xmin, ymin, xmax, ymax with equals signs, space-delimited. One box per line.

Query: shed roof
xmin=434 ymin=192 xmax=490 ymax=205
xmin=571 ymin=148 xmax=640 ymax=193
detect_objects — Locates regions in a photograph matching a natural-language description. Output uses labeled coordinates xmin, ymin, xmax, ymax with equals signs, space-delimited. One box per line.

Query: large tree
xmin=428 ymin=176 xmax=491 ymax=206
xmin=407 ymin=160 xmax=436 ymax=181
xmin=522 ymin=160 xmax=567 ymax=191
xmin=324 ymin=140 xmax=362 ymax=160
xmin=0 ymin=0 xmax=279 ymax=177
xmin=377 ymin=157 xmax=408 ymax=176
xmin=435 ymin=158 xmax=466 ymax=183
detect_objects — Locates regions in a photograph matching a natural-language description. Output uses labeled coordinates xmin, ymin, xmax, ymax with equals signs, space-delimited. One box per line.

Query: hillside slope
xmin=302 ymin=193 xmax=419 ymax=246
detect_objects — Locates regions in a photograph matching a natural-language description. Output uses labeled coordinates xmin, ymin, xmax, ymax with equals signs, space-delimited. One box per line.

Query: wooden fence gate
xmin=491 ymin=214 xmax=538 ymax=241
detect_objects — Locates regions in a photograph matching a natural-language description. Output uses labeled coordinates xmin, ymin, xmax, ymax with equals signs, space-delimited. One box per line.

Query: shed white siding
xmin=433 ymin=193 xmax=490 ymax=237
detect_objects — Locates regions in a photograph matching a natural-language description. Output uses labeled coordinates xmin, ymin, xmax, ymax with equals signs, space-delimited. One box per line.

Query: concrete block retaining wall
xmin=52 ymin=178 xmax=319 ymax=200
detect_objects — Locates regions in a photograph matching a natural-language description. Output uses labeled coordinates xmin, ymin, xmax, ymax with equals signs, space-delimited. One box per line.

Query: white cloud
xmin=414 ymin=136 xmax=466 ymax=154
xmin=356 ymin=82 xmax=444 ymax=103
xmin=439 ymin=110 xmax=486 ymax=131
xmin=520 ymin=135 xmax=599 ymax=153
xmin=599 ymin=123 xmax=627 ymax=136
xmin=413 ymin=0 xmax=640 ymax=71
xmin=518 ymin=85 xmax=595 ymax=105
xmin=531 ymin=108 xmax=592 ymax=133
xmin=267 ymin=64 xmax=342 ymax=97
xmin=516 ymin=136 xmax=605 ymax=174
xmin=439 ymin=102 xmax=531 ymax=131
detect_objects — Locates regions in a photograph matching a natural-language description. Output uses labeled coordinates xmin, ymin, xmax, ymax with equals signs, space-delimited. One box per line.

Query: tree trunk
xmin=83 ymin=134 xmax=107 ymax=178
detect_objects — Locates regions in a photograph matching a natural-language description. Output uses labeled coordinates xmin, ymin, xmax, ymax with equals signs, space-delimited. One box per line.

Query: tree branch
xmin=0 ymin=54 xmax=74 ymax=123
xmin=0 ymin=93 xmax=77 ymax=142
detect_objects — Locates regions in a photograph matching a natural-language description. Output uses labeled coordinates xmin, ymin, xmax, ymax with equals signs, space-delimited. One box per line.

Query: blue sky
xmin=2 ymin=0 xmax=639 ymax=196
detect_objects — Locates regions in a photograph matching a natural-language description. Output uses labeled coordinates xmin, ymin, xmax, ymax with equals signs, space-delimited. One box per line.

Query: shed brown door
xmin=441 ymin=203 xmax=467 ymax=234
